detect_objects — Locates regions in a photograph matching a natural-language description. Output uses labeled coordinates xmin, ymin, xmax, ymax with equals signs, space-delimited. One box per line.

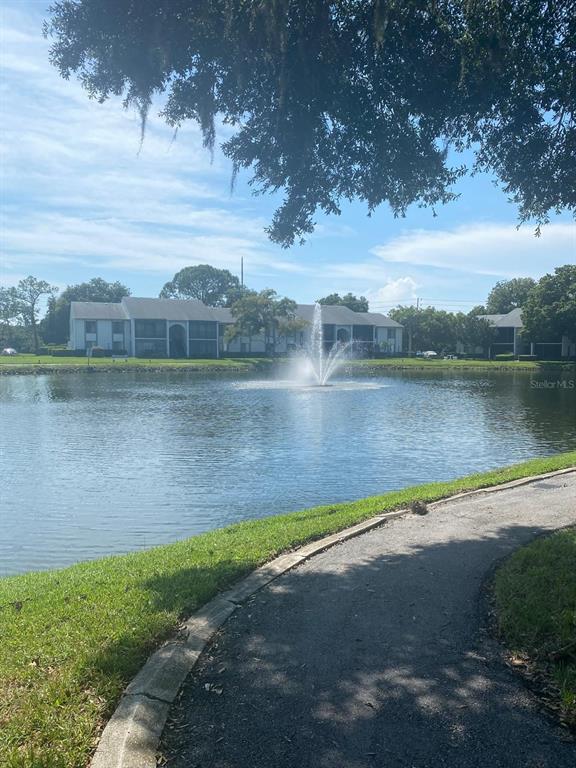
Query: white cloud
xmin=365 ymin=277 xmax=419 ymax=305
xmin=370 ymin=222 xmax=575 ymax=277
xmin=0 ymin=210 xmax=311 ymax=280
xmin=0 ymin=6 xmax=302 ymax=288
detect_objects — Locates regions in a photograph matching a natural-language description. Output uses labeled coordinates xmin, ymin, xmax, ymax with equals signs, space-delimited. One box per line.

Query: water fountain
xmin=238 ymin=304 xmax=384 ymax=391
xmin=306 ymin=303 xmax=351 ymax=386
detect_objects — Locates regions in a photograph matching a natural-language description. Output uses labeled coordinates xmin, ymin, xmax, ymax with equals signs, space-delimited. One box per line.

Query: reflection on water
xmin=235 ymin=379 xmax=389 ymax=391
xmin=0 ymin=369 xmax=574 ymax=576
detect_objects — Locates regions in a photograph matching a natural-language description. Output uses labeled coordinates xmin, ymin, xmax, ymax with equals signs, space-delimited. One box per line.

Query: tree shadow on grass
xmin=153 ymin=520 xmax=576 ymax=768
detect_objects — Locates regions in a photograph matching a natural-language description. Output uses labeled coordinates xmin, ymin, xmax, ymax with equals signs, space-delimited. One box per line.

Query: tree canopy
xmin=521 ymin=265 xmax=576 ymax=342
xmin=389 ymin=305 xmax=494 ymax=354
xmin=160 ymin=265 xmax=241 ymax=306
xmin=42 ymin=277 xmax=130 ymax=343
xmin=485 ymin=277 xmax=537 ymax=315
xmin=46 ymin=1 xmax=576 ymax=246
xmin=226 ymin=288 xmax=301 ymax=353
xmin=317 ymin=293 xmax=369 ymax=313
xmin=2 ymin=277 xmax=59 ymax=353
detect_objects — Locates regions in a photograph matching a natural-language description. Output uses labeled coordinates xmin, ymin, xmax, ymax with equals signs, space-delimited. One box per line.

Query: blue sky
xmin=1 ymin=1 xmax=574 ymax=314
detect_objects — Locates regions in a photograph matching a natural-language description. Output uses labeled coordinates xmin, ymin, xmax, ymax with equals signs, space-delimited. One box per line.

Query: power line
xmin=370 ymin=298 xmax=485 ymax=308
xmin=370 ymin=299 xmax=484 ymax=306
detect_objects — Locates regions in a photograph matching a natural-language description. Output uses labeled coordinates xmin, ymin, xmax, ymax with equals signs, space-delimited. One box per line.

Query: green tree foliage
xmin=389 ymin=305 xmax=494 ymax=354
xmin=389 ymin=306 xmax=453 ymax=353
xmin=226 ymin=289 xmax=299 ymax=353
xmin=3 ymin=277 xmax=59 ymax=353
xmin=0 ymin=287 xmax=32 ymax=351
xmin=317 ymin=293 xmax=369 ymax=312
xmin=522 ymin=265 xmax=576 ymax=342
xmin=42 ymin=277 xmax=130 ymax=344
xmin=454 ymin=313 xmax=495 ymax=353
xmin=0 ymin=287 xmax=17 ymax=325
xmin=160 ymin=265 xmax=241 ymax=306
xmin=485 ymin=277 xmax=537 ymax=314
xmin=46 ymin=1 xmax=576 ymax=247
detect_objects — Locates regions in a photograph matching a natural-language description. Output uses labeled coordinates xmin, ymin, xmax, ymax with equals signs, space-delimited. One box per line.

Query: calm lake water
xmin=1 ymin=368 xmax=574 ymax=576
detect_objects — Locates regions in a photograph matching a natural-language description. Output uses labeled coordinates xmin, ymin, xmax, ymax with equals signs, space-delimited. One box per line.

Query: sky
xmin=1 ymin=1 xmax=574 ymax=315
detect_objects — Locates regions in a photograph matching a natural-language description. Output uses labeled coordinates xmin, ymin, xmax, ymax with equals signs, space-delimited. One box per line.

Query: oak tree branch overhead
xmin=46 ymin=0 xmax=576 ymax=246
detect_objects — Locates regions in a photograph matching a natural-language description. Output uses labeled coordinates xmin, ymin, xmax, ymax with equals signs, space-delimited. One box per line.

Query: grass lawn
xmin=1 ymin=354 xmax=574 ymax=374
xmin=0 ymin=355 xmax=267 ymax=369
xmin=1 ymin=451 xmax=575 ymax=767
xmin=494 ymin=527 xmax=576 ymax=728
xmin=350 ymin=357 xmax=575 ymax=370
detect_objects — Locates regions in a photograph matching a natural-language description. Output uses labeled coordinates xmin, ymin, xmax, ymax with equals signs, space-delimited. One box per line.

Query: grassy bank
xmin=1 ymin=452 xmax=575 ymax=767
xmin=494 ymin=528 xmax=576 ymax=729
xmin=1 ymin=354 xmax=574 ymax=375
xmin=0 ymin=355 xmax=267 ymax=372
xmin=350 ymin=357 xmax=575 ymax=371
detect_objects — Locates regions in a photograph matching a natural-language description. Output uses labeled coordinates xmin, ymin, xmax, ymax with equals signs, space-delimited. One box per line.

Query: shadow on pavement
xmin=157 ymin=522 xmax=575 ymax=768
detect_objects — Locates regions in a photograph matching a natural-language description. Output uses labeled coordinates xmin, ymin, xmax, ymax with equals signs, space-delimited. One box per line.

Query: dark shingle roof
xmin=121 ymin=297 xmax=222 ymax=321
xmin=69 ymin=298 xmax=402 ymax=328
xmin=295 ymin=304 xmax=402 ymax=327
xmin=477 ymin=308 xmax=524 ymax=329
xmin=70 ymin=302 xmax=128 ymax=320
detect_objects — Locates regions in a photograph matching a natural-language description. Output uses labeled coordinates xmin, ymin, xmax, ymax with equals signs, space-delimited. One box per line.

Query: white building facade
xmin=478 ymin=307 xmax=575 ymax=359
xmin=69 ymin=297 xmax=403 ymax=358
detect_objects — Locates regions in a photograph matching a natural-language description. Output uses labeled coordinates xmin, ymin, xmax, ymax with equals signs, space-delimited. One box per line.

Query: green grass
xmin=0 ymin=355 xmax=267 ymax=369
xmin=350 ymin=357 xmax=575 ymax=370
xmin=1 ymin=452 xmax=575 ymax=767
xmin=494 ymin=527 xmax=576 ymax=727
xmin=1 ymin=355 xmax=574 ymax=373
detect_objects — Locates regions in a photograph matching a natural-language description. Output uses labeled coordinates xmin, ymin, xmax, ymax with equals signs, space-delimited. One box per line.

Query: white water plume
xmin=307 ymin=303 xmax=351 ymax=386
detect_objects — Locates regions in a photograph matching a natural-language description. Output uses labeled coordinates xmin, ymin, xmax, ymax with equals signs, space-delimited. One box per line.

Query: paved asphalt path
xmin=159 ymin=473 xmax=576 ymax=768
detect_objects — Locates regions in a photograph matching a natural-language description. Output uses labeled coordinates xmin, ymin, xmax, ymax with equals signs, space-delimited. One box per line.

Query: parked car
xmin=1 ymin=348 xmax=18 ymax=356
xmin=422 ymin=350 xmax=438 ymax=358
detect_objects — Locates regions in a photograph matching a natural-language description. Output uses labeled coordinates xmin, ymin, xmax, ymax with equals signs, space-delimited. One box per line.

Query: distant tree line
xmin=389 ymin=266 xmax=575 ymax=355
xmin=1 ymin=265 xmax=573 ymax=356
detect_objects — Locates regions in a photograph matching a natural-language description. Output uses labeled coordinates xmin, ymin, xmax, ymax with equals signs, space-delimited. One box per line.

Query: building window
xmin=495 ymin=327 xmax=514 ymax=343
xmin=112 ymin=321 xmax=124 ymax=335
xmin=189 ymin=339 xmax=217 ymax=358
xmin=353 ymin=325 xmax=373 ymax=341
xmin=112 ymin=340 xmax=125 ymax=352
xmin=135 ymin=339 xmax=167 ymax=357
xmin=85 ymin=321 xmax=97 ymax=334
xmin=323 ymin=324 xmax=335 ymax=342
xmin=189 ymin=321 xmax=217 ymax=339
xmin=387 ymin=328 xmax=396 ymax=340
xmin=134 ymin=320 xmax=166 ymax=338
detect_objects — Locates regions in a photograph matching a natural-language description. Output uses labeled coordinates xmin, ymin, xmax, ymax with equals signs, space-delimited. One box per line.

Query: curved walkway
xmin=160 ymin=472 xmax=576 ymax=768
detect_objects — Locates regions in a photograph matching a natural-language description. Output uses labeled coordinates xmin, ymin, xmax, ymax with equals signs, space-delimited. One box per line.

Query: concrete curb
xmin=89 ymin=466 xmax=575 ymax=768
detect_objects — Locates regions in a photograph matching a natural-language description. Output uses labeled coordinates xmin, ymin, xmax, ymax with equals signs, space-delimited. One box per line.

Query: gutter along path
xmin=160 ymin=472 xmax=576 ymax=768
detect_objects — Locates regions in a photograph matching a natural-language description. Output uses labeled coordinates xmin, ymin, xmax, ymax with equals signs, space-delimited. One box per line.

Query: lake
xmin=1 ymin=368 xmax=574 ymax=576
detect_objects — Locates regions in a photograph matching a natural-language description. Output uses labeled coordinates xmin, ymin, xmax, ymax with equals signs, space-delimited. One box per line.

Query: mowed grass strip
xmin=0 ymin=355 xmax=265 ymax=368
xmin=2 ymin=355 xmax=574 ymax=372
xmin=350 ymin=357 xmax=576 ymax=370
xmin=494 ymin=527 xmax=576 ymax=728
xmin=1 ymin=452 xmax=575 ymax=767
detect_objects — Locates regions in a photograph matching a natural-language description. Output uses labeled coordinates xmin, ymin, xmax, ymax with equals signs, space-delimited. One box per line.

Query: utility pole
xmin=240 ymin=257 xmax=244 ymax=288
xmin=408 ymin=298 xmax=420 ymax=355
